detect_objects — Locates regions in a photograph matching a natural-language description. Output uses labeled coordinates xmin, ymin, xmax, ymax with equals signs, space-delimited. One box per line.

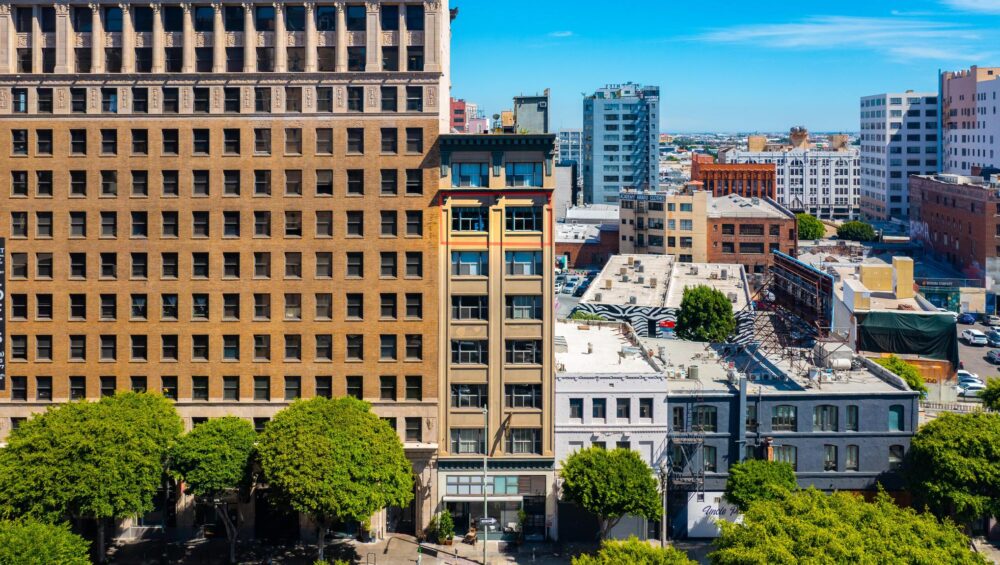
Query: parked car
xmin=962 ymin=329 xmax=988 ymax=346
xmin=957 ymin=370 xmax=983 ymax=385
xmin=957 ymin=313 xmax=977 ymax=325
xmin=987 ymin=315 xmax=1000 ymax=327
xmin=957 ymin=382 xmax=987 ymax=397
xmin=988 ymin=350 xmax=1000 ymax=364
xmin=562 ymin=276 xmax=581 ymax=295
xmin=987 ymin=330 xmax=1000 ymax=347
xmin=573 ymin=280 xmax=591 ymax=297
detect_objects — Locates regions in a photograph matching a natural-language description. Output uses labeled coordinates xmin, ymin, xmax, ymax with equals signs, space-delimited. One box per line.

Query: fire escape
xmin=665 ymin=395 xmax=706 ymax=499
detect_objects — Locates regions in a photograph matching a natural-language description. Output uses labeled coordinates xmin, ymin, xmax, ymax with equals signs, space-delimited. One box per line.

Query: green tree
xmin=256 ymin=397 xmax=414 ymax=561
xmin=837 ymin=220 xmax=877 ymax=242
xmin=171 ymin=417 xmax=257 ymax=564
xmin=0 ymin=518 xmax=90 ymax=565
xmin=981 ymin=379 xmax=1000 ymax=411
xmin=795 ymin=213 xmax=825 ymax=240
xmin=0 ymin=393 xmax=182 ymax=561
xmin=723 ymin=460 xmax=797 ymax=512
xmin=676 ymin=285 xmax=737 ymax=343
xmin=905 ymin=412 xmax=1000 ymax=525
xmin=710 ymin=489 xmax=985 ymax=564
xmin=573 ymin=536 xmax=694 ymax=565
xmin=560 ymin=447 xmax=661 ymax=539
xmin=873 ymin=355 xmax=928 ymax=395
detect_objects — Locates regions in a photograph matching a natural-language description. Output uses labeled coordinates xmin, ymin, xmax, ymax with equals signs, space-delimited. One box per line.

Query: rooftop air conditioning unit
xmin=637 ymin=276 xmax=645 ymax=284
xmin=720 ymin=269 xmax=728 ymax=280
xmin=622 ymin=274 xmax=630 ymax=282
xmin=637 ymin=264 xmax=645 ymax=273
xmin=628 ymin=295 xmax=637 ymax=305
xmin=594 ymin=292 xmax=603 ymax=301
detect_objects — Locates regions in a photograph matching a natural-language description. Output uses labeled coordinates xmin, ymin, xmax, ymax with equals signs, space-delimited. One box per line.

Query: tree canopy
xmin=905 ymin=412 xmax=1000 ymax=524
xmin=0 ymin=393 xmax=182 ymax=560
xmin=795 ymin=213 xmax=825 ymax=240
xmin=171 ymin=417 xmax=257 ymax=563
xmin=569 ymin=311 xmax=606 ymax=321
xmin=837 ymin=220 xmax=877 ymax=242
xmin=723 ymin=460 xmax=797 ymax=512
xmin=559 ymin=447 xmax=661 ymax=539
xmin=256 ymin=397 xmax=413 ymax=560
xmin=0 ymin=519 xmax=90 ymax=565
xmin=873 ymin=355 xmax=928 ymax=395
xmin=572 ymin=537 xmax=693 ymax=565
xmin=981 ymin=379 xmax=1000 ymax=411
xmin=171 ymin=416 xmax=256 ymax=499
xmin=710 ymin=489 xmax=986 ymax=564
xmin=676 ymin=285 xmax=737 ymax=343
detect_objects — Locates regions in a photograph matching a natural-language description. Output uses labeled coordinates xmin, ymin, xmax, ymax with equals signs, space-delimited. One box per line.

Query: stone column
xmin=272 ymin=1 xmax=284 ymax=72
xmin=90 ymin=2 xmax=104 ymax=73
xmin=31 ymin=6 xmax=41 ymax=73
xmin=423 ymin=0 xmax=438 ymax=72
xmin=333 ymin=0 xmax=345 ymax=72
xmin=364 ymin=0 xmax=378 ymax=71
xmin=303 ymin=1 xmax=316 ymax=71
xmin=121 ymin=3 xmax=134 ymax=72
xmin=242 ymin=1 xmax=255 ymax=72
xmin=55 ymin=1 xmax=71 ymax=72
xmin=181 ymin=2 xmax=193 ymax=72
xmin=0 ymin=4 xmax=10 ymax=73
xmin=151 ymin=1 xmax=164 ymax=72
xmin=397 ymin=2 xmax=406 ymax=71
xmin=212 ymin=1 xmax=224 ymax=71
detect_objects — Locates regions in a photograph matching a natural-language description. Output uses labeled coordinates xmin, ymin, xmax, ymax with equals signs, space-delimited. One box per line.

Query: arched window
xmin=813 ymin=405 xmax=839 ymax=431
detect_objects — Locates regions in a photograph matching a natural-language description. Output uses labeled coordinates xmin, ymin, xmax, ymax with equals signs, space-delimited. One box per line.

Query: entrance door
xmin=386 ymin=495 xmax=416 ymax=535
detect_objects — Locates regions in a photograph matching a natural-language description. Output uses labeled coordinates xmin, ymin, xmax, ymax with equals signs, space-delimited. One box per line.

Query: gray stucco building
xmin=583 ymin=83 xmax=659 ymax=204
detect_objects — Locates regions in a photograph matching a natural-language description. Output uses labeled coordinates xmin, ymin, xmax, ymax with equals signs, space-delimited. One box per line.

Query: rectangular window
xmin=506 ymin=295 xmax=541 ymax=320
xmin=451 ymin=340 xmax=487 ymax=365
xmin=506 ymin=251 xmax=542 ymax=276
xmin=284 ymin=376 xmax=301 ymax=400
xmin=592 ymin=398 xmax=607 ymax=419
xmin=450 ymin=429 xmax=485 ymax=455
xmin=505 ymin=384 xmax=542 ymax=409
xmin=507 ymin=429 xmax=541 ymax=455
xmin=505 ymin=340 xmax=542 ymax=364
xmin=452 ymin=207 xmax=488 ymax=231
xmin=451 ymin=384 xmax=487 ymax=408
xmin=505 ymin=162 xmax=543 ymax=187
xmin=451 ymin=251 xmax=488 ymax=276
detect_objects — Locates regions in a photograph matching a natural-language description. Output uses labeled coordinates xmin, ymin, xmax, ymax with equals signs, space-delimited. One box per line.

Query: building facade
xmin=582 ymin=83 xmax=659 ymax=204
xmin=909 ymin=173 xmax=1000 ymax=281
xmin=719 ymin=128 xmax=860 ymax=220
xmin=859 ymin=92 xmax=939 ymax=220
xmin=450 ymin=96 xmax=467 ymax=132
xmin=0 ymin=0 xmax=451 ymax=539
xmin=555 ymin=128 xmax=582 ymax=166
xmin=941 ymin=66 xmax=1000 ymax=175
xmin=619 ymin=187 xmax=797 ymax=274
xmin=436 ymin=133 xmax=557 ymax=541
xmin=513 ymin=89 xmax=549 ymax=135
xmin=693 ymin=163 xmax=777 ymax=199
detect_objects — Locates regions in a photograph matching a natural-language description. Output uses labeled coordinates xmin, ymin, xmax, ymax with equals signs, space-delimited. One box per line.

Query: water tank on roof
xmin=687 ymin=365 xmax=700 ymax=380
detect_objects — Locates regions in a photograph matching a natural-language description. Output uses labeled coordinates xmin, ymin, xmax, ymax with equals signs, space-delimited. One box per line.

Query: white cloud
xmin=695 ymin=16 xmax=990 ymax=62
xmin=548 ymin=31 xmax=574 ymax=38
xmin=942 ymin=0 xmax=1000 ymax=13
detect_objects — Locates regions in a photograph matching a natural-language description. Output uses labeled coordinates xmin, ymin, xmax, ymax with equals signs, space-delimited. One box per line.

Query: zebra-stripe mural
xmin=570 ymin=302 xmax=755 ymax=340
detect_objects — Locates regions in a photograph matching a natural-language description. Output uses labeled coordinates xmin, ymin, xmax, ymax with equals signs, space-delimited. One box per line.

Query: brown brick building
xmin=0 ymin=0 xmax=452 ymax=538
xmin=693 ymin=163 xmax=777 ymax=199
xmin=909 ymin=173 xmax=1000 ymax=279
xmin=706 ymin=194 xmax=798 ymax=276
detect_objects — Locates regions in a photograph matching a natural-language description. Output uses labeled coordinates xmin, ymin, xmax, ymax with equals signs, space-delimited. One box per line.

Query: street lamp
xmin=482 ymin=406 xmax=489 ymax=565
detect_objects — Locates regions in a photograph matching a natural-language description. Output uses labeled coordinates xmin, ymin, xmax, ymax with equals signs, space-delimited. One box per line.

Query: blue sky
xmin=449 ymin=0 xmax=1000 ymax=132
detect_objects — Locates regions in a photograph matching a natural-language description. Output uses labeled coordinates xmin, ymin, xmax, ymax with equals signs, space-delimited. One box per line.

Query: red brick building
xmin=450 ymin=97 xmax=468 ymax=132
xmin=556 ymin=224 xmax=620 ymax=270
xmin=909 ymin=173 xmax=1000 ymax=279
xmin=694 ymin=163 xmax=778 ymax=199
xmin=690 ymin=153 xmax=715 ymax=181
xmin=706 ymin=194 xmax=798 ymax=275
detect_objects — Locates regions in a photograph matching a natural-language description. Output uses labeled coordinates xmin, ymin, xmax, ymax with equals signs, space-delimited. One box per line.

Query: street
xmin=956 ymin=320 xmax=1000 ymax=383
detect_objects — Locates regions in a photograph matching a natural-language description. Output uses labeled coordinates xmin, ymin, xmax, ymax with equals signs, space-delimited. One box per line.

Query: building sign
xmin=686 ymin=491 xmax=741 ymax=538
xmin=0 ymin=238 xmax=5 ymax=390
xmin=618 ymin=192 xmax=666 ymax=203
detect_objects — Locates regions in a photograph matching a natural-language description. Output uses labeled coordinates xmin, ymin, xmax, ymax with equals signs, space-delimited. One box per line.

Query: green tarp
xmin=856 ymin=312 xmax=959 ymax=367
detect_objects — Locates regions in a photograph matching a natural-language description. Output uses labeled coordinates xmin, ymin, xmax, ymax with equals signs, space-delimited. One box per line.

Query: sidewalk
xmin=365 ymin=535 xmax=577 ymax=564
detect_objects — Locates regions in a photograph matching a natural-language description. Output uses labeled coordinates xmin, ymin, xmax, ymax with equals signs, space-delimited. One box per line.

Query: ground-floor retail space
xmin=436 ymin=459 xmax=556 ymax=542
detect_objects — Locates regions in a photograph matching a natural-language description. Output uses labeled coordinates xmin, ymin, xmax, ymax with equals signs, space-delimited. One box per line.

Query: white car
xmin=962 ymin=329 xmax=988 ymax=346
xmin=957 ymin=370 xmax=983 ymax=385
xmin=988 ymin=315 xmax=1000 ymax=327
xmin=957 ymin=382 xmax=986 ymax=397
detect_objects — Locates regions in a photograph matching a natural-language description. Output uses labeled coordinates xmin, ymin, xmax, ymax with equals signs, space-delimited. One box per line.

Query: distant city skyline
xmin=449 ymin=0 xmax=1000 ymax=132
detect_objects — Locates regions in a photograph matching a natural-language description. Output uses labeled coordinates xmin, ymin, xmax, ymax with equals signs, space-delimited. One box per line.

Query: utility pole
xmin=483 ymin=406 xmax=489 ymax=565
xmin=659 ymin=467 xmax=668 ymax=545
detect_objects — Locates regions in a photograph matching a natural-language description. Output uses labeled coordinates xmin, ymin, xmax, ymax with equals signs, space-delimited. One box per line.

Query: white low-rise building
xmin=553 ymin=320 xmax=669 ymax=541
